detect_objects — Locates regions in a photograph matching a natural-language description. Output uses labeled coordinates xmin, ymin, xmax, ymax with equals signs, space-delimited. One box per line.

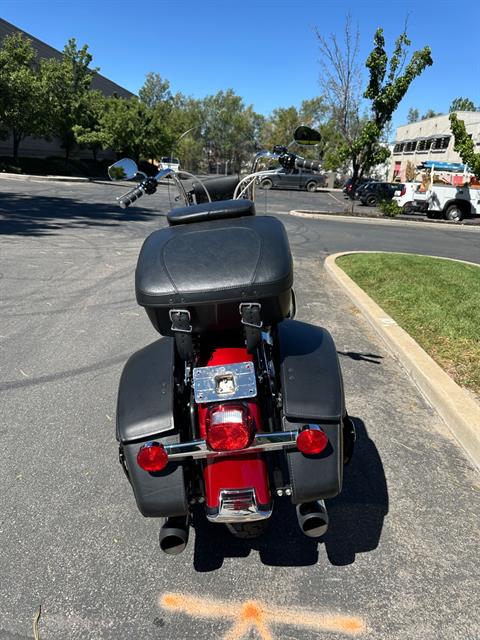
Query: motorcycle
xmin=109 ymin=126 xmax=354 ymax=554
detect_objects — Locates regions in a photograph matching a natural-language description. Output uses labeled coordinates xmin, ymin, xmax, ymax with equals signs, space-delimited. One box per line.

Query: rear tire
xmin=261 ymin=178 xmax=273 ymax=190
xmin=403 ymin=202 xmax=413 ymax=213
xmin=226 ymin=520 xmax=269 ymax=539
xmin=365 ymin=194 xmax=377 ymax=206
xmin=444 ymin=204 xmax=464 ymax=222
xmin=306 ymin=180 xmax=317 ymax=192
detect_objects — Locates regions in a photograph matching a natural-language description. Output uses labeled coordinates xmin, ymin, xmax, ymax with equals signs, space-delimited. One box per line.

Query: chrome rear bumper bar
xmin=163 ymin=430 xmax=299 ymax=462
xmin=207 ymin=488 xmax=272 ymax=523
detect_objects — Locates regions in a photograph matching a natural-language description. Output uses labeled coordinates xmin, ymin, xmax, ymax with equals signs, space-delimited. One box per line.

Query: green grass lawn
xmin=336 ymin=253 xmax=480 ymax=395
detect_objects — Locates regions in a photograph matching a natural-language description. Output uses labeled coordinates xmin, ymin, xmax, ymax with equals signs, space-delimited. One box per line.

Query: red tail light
xmin=400 ymin=186 xmax=406 ymax=196
xmin=206 ymin=404 xmax=254 ymax=451
xmin=296 ymin=425 xmax=328 ymax=455
xmin=137 ymin=442 xmax=169 ymax=472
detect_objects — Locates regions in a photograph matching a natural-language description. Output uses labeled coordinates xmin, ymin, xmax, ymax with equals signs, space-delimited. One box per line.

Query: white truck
xmin=413 ymin=184 xmax=480 ymax=222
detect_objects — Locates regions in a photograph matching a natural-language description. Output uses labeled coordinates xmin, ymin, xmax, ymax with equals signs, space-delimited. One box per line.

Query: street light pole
xmin=170 ymin=126 xmax=201 ymax=168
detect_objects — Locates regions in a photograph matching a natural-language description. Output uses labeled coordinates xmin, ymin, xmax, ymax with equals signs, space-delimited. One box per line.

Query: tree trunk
xmin=350 ymin=161 xmax=359 ymax=214
xmin=13 ymin=130 xmax=22 ymax=165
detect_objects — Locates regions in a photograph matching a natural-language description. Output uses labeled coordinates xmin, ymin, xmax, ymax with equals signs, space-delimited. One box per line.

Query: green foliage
xmin=0 ymin=33 xmax=46 ymax=161
xmin=421 ymin=109 xmax=440 ymax=119
xmin=73 ymin=90 xmax=109 ymax=159
xmin=138 ymin=72 xmax=171 ymax=108
xmin=378 ymin=199 xmax=400 ymax=216
xmin=41 ymin=38 xmax=97 ymax=161
xmin=99 ymin=96 xmax=151 ymax=160
xmin=407 ymin=107 xmax=419 ymax=123
xmin=449 ymin=97 xmax=477 ymax=112
xmin=203 ymin=89 xmax=260 ymax=173
xmin=319 ymin=23 xmax=432 ymax=190
xmin=449 ymin=112 xmax=480 ymax=178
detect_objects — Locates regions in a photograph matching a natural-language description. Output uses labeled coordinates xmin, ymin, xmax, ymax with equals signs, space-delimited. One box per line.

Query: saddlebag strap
xmin=169 ymin=309 xmax=193 ymax=361
xmin=239 ymin=303 xmax=263 ymax=353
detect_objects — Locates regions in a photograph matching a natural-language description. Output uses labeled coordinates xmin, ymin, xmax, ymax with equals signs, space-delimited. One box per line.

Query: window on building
xmin=393 ymin=142 xmax=405 ymax=154
xmin=432 ymin=136 xmax=450 ymax=151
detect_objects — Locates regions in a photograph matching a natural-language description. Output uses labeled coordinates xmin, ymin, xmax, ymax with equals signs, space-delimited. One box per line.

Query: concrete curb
xmin=0 ymin=172 xmax=91 ymax=183
xmin=325 ymin=251 xmax=480 ymax=470
xmin=290 ymin=209 xmax=480 ymax=231
xmin=0 ymin=172 xmax=175 ymax=188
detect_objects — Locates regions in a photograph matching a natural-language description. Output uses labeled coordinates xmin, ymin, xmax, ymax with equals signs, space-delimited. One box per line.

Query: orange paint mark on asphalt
xmin=160 ymin=592 xmax=365 ymax=639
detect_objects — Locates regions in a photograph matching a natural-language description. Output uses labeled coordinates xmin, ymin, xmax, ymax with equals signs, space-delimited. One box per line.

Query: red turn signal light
xmin=137 ymin=442 xmax=169 ymax=472
xmin=296 ymin=425 xmax=329 ymax=455
xmin=206 ymin=404 xmax=254 ymax=451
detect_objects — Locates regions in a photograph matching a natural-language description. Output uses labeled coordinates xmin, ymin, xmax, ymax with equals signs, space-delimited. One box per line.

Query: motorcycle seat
xmin=167 ymin=199 xmax=255 ymax=226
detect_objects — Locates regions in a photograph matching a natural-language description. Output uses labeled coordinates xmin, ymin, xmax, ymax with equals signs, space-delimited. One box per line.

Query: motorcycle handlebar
xmin=118 ymin=184 xmax=145 ymax=209
xmin=295 ymin=157 xmax=321 ymax=171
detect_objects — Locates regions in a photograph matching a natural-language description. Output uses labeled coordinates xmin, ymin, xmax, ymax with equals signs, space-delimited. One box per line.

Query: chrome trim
xmin=193 ymin=361 xmax=257 ymax=403
xmin=207 ymin=488 xmax=272 ymax=522
xmin=163 ymin=430 xmax=299 ymax=462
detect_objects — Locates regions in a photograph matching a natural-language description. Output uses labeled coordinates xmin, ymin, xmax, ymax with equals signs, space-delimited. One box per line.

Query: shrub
xmin=378 ymin=199 xmax=401 ymax=217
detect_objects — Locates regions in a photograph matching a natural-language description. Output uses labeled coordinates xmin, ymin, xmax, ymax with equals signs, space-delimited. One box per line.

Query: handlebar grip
xmin=118 ymin=185 xmax=145 ymax=209
xmin=295 ymin=158 xmax=321 ymax=171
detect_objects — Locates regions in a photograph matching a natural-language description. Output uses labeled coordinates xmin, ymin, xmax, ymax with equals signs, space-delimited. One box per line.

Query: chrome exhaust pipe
xmin=296 ymin=500 xmax=329 ymax=538
xmin=159 ymin=516 xmax=189 ymax=555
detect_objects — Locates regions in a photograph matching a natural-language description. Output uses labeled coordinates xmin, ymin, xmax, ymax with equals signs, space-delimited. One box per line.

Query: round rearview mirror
xmin=293 ymin=126 xmax=322 ymax=146
xmin=108 ymin=158 xmax=138 ymax=181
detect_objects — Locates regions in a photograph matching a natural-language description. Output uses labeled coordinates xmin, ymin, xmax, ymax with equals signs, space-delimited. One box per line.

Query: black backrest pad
xmin=167 ymin=198 xmax=255 ymax=226
xmin=193 ymin=175 xmax=240 ymax=203
xmin=135 ymin=215 xmax=293 ymax=307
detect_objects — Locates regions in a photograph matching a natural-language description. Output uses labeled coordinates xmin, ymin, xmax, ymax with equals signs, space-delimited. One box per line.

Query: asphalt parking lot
xmin=0 ymin=177 xmax=479 ymax=640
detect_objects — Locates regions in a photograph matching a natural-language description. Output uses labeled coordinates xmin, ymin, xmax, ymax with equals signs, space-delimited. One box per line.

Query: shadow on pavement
xmin=0 ymin=191 xmax=158 ymax=236
xmin=192 ymin=416 xmax=388 ymax=571
xmin=323 ymin=416 xmax=389 ymax=566
xmin=337 ymin=351 xmax=384 ymax=364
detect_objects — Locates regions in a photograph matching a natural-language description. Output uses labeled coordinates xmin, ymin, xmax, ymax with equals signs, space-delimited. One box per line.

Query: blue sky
xmin=2 ymin=0 xmax=479 ymax=133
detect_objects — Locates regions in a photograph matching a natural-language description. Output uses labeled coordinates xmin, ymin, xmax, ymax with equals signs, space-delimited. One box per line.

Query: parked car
xmin=393 ymin=182 xmax=421 ymax=212
xmin=159 ymin=156 xmax=180 ymax=172
xmin=259 ymin=168 xmax=325 ymax=192
xmin=360 ymin=182 xmax=403 ymax=206
xmin=353 ymin=181 xmax=374 ymax=199
xmin=343 ymin=177 xmax=376 ymax=198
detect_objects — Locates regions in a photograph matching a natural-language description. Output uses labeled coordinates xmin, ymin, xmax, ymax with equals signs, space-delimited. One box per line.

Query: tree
xmin=167 ymin=94 xmax=205 ymax=171
xmin=99 ymin=96 xmax=152 ymax=161
xmin=316 ymin=19 xmax=432 ymax=195
xmin=260 ymin=106 xmax=299 ymax=150
xmin=405 ymin=160 xmax=416 ymax=181
xmin=138 ymin=72 xmax=171 ymax=108
xmin=260 ymin=97 xmax=329 ymax=152
xmin=203 ymin=90 xmax=260 ymax=174
xmin=449 ymin=113 xmax=480 ymax=178
xmin=421 ymin=109 xmax=440 ymax=119
xmin=41 ymin=38 xmax=96 ymax=162
xmin=0 ymin=33 xmax=45 ymax=163
xmin=73 ymin=90 xmax=109 ymax=160
xmin=407 ymin=107 xmax=419 ymax=123
xmin=449 ymin=97 xmax=477 ymax=113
